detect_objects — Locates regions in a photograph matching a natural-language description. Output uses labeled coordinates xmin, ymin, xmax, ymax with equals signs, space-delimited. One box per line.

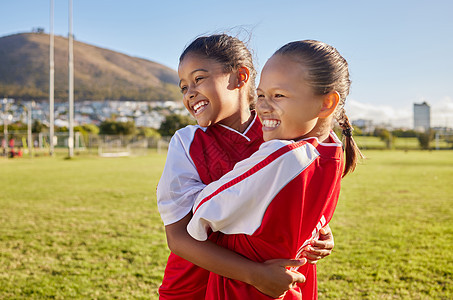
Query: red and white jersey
xmin=157 ymin=113 xmax=264 ymax=299
xmin=187 ymin=132 xmax=343 ymax=300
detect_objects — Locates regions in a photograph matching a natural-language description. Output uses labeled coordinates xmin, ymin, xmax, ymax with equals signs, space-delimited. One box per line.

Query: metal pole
xmin=435 ymin=132 xmax=440 ymax=151
xmin=68 ymin=0 xmax=74 ymax=157
xmin=49 ymin=0 xmax=55 ymax=156
xmin=27 ymin=102 xmax=33 ymax=157
xmin=2 ymin=98 xmax=7 ymax=157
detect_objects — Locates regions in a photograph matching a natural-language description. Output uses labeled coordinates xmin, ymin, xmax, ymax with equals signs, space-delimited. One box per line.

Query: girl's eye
xmin=274 ymin=94 xmax=285 ymax=98
xmin=257 ymin=94 xmax=265 ymax=99
xmin=195 ymin=76 xmax=204 ymax=83
xmin=180 ymin=86 xmax=187 ymax=94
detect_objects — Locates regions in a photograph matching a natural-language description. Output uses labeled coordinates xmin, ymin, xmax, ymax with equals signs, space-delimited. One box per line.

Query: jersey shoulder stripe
xmin=193 ymin=139 xmax=310 ymax=213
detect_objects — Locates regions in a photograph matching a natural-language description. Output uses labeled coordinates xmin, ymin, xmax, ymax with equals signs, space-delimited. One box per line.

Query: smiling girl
xmin=187 ymin=40 xmax=362 ymax=299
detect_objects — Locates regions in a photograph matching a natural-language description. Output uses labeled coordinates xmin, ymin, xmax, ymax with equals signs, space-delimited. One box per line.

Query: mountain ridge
xmin=0 ymin=32 xmax=180 ymax=101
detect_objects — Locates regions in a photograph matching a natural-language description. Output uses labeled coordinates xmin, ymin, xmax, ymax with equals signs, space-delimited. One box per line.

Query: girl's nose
xmin=257 ymin=96 xmax=273 ymax=113
xmin=185 ymin=85 xmax=197 ymax=100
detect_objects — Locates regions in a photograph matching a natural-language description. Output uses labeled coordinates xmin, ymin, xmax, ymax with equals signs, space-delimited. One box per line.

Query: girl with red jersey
xmin=157 ymin=35 xmax=335 ymax=299
xmin=187 ymin=40 xmax=363 ymax=299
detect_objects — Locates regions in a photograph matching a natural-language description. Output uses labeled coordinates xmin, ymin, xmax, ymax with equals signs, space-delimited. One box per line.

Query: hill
xmin=0 ymin=32 xmax=181 ymax=101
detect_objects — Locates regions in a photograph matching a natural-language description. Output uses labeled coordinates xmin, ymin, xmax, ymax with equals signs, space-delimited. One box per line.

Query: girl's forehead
xmin=178 ymin=55 xmax=226 ymax=77
xmin=180 ymin=54 xmax=220 ymax=67
xmin=178 ymin=55 xmax=224 ymax=79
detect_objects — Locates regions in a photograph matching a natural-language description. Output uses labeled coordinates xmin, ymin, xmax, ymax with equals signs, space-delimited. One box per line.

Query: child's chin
xmin=262 ymin=134 xmax=273 ymax=142
xmin=196 ymin=119 xmax=211 ymax=128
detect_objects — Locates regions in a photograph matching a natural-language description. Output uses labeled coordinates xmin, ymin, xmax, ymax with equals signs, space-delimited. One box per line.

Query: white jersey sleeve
xmin=157 ymin=127 xmax=207 ymax=226
xmin=187 ymin=139 xmax=320 ymax=241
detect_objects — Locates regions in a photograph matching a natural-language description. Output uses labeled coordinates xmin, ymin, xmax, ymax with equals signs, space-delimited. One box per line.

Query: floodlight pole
xmin=435 ymin=131 xmax=440 ymax=151
xmin=49 ymin=0 xmax=55 ymax=156
xmin=2 ymin=98 xmax=8 ymax=157
xmin=27 ymin=101 xmax=35 ymax=157
xmin=68 ymin=0 xmax=74 ymax=157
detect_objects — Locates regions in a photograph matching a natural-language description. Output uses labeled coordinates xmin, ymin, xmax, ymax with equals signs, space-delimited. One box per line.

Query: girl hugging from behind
xmin=187 ymin=40 xmax=362 ymax=299
xmin=157 ymin=35 xmax=337 ymax=300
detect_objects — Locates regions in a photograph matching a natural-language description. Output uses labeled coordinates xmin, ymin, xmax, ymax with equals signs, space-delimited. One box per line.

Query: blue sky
xmin=2 ymin=0 xmax=452 ymax=127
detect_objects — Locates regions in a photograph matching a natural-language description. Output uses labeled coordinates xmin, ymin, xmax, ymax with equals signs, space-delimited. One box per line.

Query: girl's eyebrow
xmin=179 ymin=68 xmax=209 ymax=86
xmin=191 ymin=68 xmax=209 ymax=74
xmin=256 ymin=86 xmax=287 ymax=93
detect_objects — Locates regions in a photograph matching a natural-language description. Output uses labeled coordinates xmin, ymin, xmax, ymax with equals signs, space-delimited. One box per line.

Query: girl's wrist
xmin=244 ymin=261 xmax=264 ymax=287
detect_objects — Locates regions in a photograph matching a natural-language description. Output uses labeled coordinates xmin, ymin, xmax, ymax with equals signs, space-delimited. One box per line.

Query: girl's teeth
xmin=263 ymin=120 xmax=281 ymax=128
xmin=193 ymin=101 xmax=208 ymax=113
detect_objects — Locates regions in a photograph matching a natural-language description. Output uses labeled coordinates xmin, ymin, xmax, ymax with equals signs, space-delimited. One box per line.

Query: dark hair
xmin=179 ymin=34 xmax=257 ymax=106
xmin=275 ymin=40 xmax=363 ymax=177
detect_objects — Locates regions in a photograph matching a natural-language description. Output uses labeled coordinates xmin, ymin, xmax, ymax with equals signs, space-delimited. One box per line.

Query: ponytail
xmin=337 ymin=108 xmax=364 ymax=177
xmin=274 ymin=40 xmax=363 ymax=176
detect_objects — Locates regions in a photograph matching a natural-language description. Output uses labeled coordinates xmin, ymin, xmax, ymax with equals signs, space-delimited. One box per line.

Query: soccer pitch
xmin=0 ymin=150 xmax=452 ymax=299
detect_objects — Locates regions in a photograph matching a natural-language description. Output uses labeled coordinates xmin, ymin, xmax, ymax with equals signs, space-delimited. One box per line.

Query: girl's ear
xmin=318 ymin=91 xmax=340 ymax=118
xmin=236 ymin=66 xmax=250 ymax=88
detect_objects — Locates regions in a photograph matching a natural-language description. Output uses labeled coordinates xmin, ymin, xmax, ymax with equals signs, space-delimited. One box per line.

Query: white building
xmin=135 ymin=111 xmax=165 ymax=129
xmin=413 ymin=102 xmax=431 ymax=132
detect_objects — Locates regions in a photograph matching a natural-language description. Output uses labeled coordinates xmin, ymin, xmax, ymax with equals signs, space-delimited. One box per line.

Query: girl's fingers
xmin=310 ymin=239 xmax=334 ymax=250
xmin=281 ymin=258 xmax=307 ymax=267
xmin=302 ymin=252 xmax=322 ymax=264
xmin=289 ymin=270 xmax=306 ymax=284
xmin=304 ymin=246 xmax=332 ymax=256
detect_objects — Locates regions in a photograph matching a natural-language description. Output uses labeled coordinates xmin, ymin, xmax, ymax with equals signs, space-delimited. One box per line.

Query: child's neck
xmin=219 ymin=108 xmax=253 ymax=133
xmin=316 ymin=119 xmax=333 ymax=143
xmin=299 ymin=120 xmax=332 ymax=143
xmin=318 ymin=132 xmax=331 ymax=143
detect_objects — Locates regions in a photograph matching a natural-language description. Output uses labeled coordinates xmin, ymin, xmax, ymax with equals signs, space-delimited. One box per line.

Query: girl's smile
xmin=178 ymin=53 xmax=252 ymax=132
xmin=261 ymin=119 xmax=281 ymax=129
xmin=192 ymin=100 xmax=209 ymax=115
xmin=257 ymin=54 xmax=324 ymax=142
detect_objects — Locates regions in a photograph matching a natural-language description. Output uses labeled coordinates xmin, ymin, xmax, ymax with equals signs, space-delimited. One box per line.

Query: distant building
xmin=135 ymin=112 xmax=165 ymax=129
xmin=351 ymin=119 xmax=374 ymax=134
xmin=414 ymin=102 xmax=430 ymax=131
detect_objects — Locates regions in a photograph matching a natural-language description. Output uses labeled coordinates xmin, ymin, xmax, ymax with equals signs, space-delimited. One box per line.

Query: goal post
xmin=435 ymin=131 xmax=453 ymax=150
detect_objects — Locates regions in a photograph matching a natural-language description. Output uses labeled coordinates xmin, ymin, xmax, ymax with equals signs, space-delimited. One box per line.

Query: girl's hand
xmin=250 ymin=258 xmax=306 ymax=298
xmin=302 ymin=224 xmax=334 ymax=264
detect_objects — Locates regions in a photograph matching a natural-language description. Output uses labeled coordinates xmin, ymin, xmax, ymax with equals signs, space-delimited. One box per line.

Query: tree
xmin=417 ymin=130 xmax=434 ymax=150
xmin=32 ymin=120 xmax=47 ymax=133
xmin=7 ymin=122 xmax=26 ymax=131
xmin=159 ymin=114 xmax=196 ymax=137
xmin=352 ymin=125 xmax=363 ymax=136
xmin=377 ymin=129 xmax=395 ymax=149
xmin=81 ymin=124 xmax=100 ymax=135
xmin=392 ymin=129 xmax=418 ymax=138
xmin=32 ymin=27 xmax=45 ymax=34
xmin=99 ymin=120 xmax=136 ymax=135
xmin=56 ymin=126 xmax=68 ymax=133
xmin=75 ymin=124 xmax=99 ymax=146
xmin=137 ymin=127 xmax=161 ymax=139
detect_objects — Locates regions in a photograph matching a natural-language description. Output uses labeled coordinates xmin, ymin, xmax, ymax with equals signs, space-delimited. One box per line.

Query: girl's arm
xmin=166 ymin=213 xmax=307 ymax=298
xmin=158 ymin=134 xmax=332 ymax=297
xmin=158 ymin=131 xmax=305 ymax=297
xmin=187 ymin=140 xmax=337 ymax=268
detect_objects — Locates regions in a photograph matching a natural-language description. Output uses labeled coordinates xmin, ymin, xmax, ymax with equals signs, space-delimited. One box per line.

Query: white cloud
xmin=345 ymin=97 xmax=453 ymax=129
xmin=431 ymin=96 xmax=453 ymax=128
xmin=345 ymin=99 xmax=412 ymax=128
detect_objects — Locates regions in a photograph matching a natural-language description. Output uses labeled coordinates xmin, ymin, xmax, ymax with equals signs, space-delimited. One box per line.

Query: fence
xmin=1 ymin=131 xmax=171 ymax=157
xmin=3 ymin=133 xmax=452 ymax=158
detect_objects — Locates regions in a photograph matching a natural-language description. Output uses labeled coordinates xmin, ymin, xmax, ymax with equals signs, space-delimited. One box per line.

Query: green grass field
xmin=1 ymin=150 xmax=452 ymax=299
xmin=353 ymin=136 xmax=452 ymax=150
